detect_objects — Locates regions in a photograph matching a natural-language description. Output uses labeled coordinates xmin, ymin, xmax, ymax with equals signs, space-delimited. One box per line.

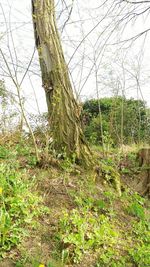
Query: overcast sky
xmin=0 ymin=0 xmax=150 ymax=116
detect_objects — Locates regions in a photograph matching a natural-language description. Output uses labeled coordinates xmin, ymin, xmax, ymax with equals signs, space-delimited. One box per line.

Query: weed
xmin=27 ymin=154 xmax=38 ymax=166
xmin=121 ymin=167 xmax=131 ymax=174
xmin=59 ymin=151 xmax=76 ymax=173
xmin=58 ymin=208 xmax=118 ymax=263
xmin=129 ymin=243 xmax=150 ymax=267
xmin=0 ymin=162 xmax=47 ymax=256
xmin=95 ymin=249 xmax=130 ymax=267
xmin=0 ymin=146 xmax=10 ymax=159
xmin=47 ymin=259 xmax=63 ymax=267
xmin=126 ymin=201 xmax=145 ymax=220
xmin=100 ymin=163 xmax=121 ymax=196
xmin=73 ymin=192 xmax=107 ymax=214
xmin=15 ymin=143 xmax=31 ymax=157
xmin=132 ymin=220 xmax=150 ymax=243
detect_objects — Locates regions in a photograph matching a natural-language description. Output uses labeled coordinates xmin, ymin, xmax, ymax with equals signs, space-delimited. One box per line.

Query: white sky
xmin=0 ymin=0 xmax=150 ymax=117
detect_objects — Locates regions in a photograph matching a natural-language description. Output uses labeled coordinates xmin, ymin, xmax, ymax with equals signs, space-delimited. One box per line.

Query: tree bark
xmin=136 ymin=148 xmax=150 ymax=196
xmin=31 ymin=0 xmax=92 ymax=166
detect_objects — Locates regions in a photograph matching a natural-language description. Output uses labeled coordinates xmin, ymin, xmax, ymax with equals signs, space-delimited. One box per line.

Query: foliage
xmin=0 ymin=146 xmax=11 ymax=159
xmin=47 ymin=260 xmax=63 ymax=267
xmin=82 ymin=97 xmax=150 ymax=145
xmin=129 ymin=244 xmax=150 ymax=267
xmin=0 ymin=162 xmax=46 ymax=256
xmin=132 ymin=219 xmax=150 ymax=243
xmin=0 ymin=135 xmax=150 ymax=266
xmin=125 ymin=192 xmax=146 ymax=220
xmin=0 ymin=142 xmax=38 ymax=167
xmin=127 ymin=201 xmax=145 ymax=220
xmin=57 ymin=193 xmax=118 ymax=264
xmin=56 ymin=176 xmax=150 ymax=266
xmin=130 ymin=212 xmax=150 ymax=266
xmin=100 ymin=160 xmax=121 ymax=196
xmin=58 ymin=151 xmax=76 ymax=172
xmin=95 ymin=249 xmax=129 ymax=267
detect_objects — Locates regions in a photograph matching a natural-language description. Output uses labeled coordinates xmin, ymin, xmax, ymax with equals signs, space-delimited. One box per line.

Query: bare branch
xmin=110 ymin=28 xmax=150 ymax=45
xmin=122 ymin=0 xmax=150 ymax=4
xmin=19 ymin=47 xmax=36 ymax=87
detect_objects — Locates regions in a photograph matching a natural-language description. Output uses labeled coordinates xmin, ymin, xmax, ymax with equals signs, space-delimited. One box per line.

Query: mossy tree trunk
xmin=136 ymin=148 xmax=150 ymax=196
xmin=31 ymin=0 xmax=92 ymax=166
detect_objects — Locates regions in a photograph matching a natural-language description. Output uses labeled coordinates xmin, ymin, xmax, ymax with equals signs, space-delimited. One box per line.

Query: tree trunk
xmin=136 ymin=148 xmax=150 ymax=196
xmin=31 ymin=0 xmax=92 ymax=166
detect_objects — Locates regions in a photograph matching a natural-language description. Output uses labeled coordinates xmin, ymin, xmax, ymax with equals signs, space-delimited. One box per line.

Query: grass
xmin=0 ymin=137 xmax=149 ymax=267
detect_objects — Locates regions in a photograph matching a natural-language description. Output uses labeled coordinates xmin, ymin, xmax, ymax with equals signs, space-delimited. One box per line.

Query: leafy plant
xmin=47 ymin=259 xmax=63 ymax=267
xmin=126 ymin=201 xmax=145 ymax=220
xmin=58 ymin=208 xmax=118 ymax=263
xmin=129 ymin=244 xmax=150 ymax=267
xmin=15 ymin=143 xmax=32 ymax=157
xmin=27 ymin=155 xmax=38 ymax=166
xmin=0 ymin=162 xmax=47 ymax=256
xmin=100 ymin=163 xmax=121 ymax=196
xmin=95 ymin=249 xmax=129 ymax=267
xmin=58 ymin=150 xmax=76 ymax=172
xmin=132 ymin=220 xmax=150 ymax=243
xmin=0 ymin=146 xmax=11 ymax=159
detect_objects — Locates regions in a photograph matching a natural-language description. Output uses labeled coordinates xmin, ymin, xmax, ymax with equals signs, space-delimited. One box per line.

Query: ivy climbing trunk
xmin=31 ymin=0 xmax=92 ymax=166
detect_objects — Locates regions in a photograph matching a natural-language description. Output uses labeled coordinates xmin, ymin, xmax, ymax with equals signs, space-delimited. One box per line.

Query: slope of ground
xmin=0 ymin=135 xmax=149 ymax=267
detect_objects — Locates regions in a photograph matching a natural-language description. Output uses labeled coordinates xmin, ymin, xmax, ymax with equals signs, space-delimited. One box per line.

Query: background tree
xmin=83 ymin=97 xmax=150 ymax=146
